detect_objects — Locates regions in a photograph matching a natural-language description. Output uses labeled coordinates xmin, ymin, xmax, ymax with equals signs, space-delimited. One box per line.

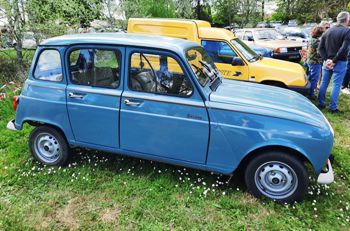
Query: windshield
xmin=231 ymin=38 xmax=260 ymax=62
xmin=255 ymin=29 xmax=284 ymax=40
xmin=185 ymin=47 xmax=222 ymax=89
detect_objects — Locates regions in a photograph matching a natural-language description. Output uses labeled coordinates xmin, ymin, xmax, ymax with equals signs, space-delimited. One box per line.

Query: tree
xmin=212 ymin=0 xmax=239 ymax=25
xmin=274 ymin=0 xmax=349 ymax=24
xmin=101 ymin=0 xmax=123 ymax=27
xmin=174 ymin=0 xmax=193 ymax=18
xmin=122 ymin=0 xmax=176 ymax=19
xmin=0 ymin=0 xmax=26 ymax=67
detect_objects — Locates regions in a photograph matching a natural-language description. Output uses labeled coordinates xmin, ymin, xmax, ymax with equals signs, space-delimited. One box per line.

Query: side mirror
xmin=232 ymin=57 xmax=244 ymax=66
xmin=248 ymin=36 xmax=254 ymax=41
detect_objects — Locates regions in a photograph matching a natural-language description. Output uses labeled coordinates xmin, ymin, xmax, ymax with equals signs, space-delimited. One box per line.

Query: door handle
xmin=68 ymin=92 xmax=85 ymax=99
xmin=233 ymin=71 xmax=242 ymax=77
xmin=124 ymin=99 xmax=141 ymax=107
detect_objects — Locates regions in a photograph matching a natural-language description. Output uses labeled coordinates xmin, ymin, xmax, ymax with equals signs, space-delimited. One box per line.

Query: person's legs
xmin=343 ymin=55 xmax=350 ymax=89
xmin=330 ymin=61 xmax=347 ymax=111
xmin=318 ymin=63 xmax=332 ymax=107
xmin=308 ymin=64 xmax=321 ymax=96
xmin=343 ymin=69 xmax=350 ymax=89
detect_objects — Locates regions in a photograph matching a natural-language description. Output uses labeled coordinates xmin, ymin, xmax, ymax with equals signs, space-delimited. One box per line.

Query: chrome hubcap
xmin=255 ymin=161 xmax=297 ymax=199
xmin=34 ymin=133 xmax=61 ymax=163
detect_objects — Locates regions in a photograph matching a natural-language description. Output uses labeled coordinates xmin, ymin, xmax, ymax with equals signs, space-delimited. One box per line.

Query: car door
xmin=201 ymin=40 xmax=249 ymax=81
xmin=66 ymin=45 xmax=124 ymax=148
xmin=120 ymin=48 xmax=209 ymax=164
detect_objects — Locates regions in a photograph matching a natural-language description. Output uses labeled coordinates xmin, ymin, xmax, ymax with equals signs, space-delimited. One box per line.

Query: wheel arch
xmin=23 ymin=119 xmax=71 ymax=143
xmin=260 ymin=80 xmax=287 ymax=88
xmin=237 ymin=145 xmax=314 ymax=173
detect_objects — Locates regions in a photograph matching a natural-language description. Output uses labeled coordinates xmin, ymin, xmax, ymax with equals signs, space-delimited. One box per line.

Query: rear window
xmin=34 ymin=49 xmax=63 ymax=82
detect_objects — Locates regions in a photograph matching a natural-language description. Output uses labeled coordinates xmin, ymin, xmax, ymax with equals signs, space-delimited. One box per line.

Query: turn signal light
xmin=13 ymin=96 xmax=19 ymax=111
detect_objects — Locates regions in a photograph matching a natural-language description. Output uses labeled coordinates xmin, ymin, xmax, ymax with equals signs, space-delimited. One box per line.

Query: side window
xmin=201 ymin=40 xmax=237 ymax=64
xmin=235 ymin=31 xmax=244 ymax=39
xmin=69 ymin=48 xmax=121 ymax=88
xmin=128 ymin=52 xmax=193 ymax=97
xmin=34 ymin=50 xmax=62 ymax=81
xmin=243 ymin=31 xmax=253 ymax=41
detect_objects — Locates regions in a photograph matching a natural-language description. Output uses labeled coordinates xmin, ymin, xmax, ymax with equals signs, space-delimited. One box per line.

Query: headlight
xmin=275 ymin=47 xmax=288 ymax=53
xmin=279 ymin=47 xmax=288 ymax=53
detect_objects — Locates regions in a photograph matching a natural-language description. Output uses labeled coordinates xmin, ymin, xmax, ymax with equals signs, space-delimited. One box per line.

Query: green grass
xmin=0 ymin=83 xmax=350 ymax=230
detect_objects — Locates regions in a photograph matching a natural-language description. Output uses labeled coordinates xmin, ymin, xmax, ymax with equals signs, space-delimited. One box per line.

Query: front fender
xmin=205 ymin=108 xmax=333 ymax=174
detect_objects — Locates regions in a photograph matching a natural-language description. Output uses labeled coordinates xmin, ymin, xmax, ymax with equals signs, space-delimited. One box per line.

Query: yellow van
xmin=127 ymin=18 xmax=310 ymax=94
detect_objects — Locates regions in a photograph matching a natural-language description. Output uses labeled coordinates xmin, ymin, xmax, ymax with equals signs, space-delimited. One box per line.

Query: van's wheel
xmin=244 ymin=151 xmax=308 ymax=203
xmin=29 ymin=126 xmax=70 ymax=166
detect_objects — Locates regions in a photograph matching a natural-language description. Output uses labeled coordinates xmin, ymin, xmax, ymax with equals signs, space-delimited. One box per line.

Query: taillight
xmin=13 ymin=96 xmax=19 ymax=111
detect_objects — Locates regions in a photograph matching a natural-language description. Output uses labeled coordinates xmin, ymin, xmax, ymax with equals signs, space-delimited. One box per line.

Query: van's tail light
xmin=13 ymin=96 xmax=19 ymax=111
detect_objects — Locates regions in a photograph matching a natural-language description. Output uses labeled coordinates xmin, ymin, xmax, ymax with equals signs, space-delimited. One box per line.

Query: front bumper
xmin=273 ymin=51 xmax=301 ymax=62
xmin=7 ymin=119 xmax=19 ymax=131
xmin=288 ymin=81 xmax=311 ymax=95
xmin=317 ymin=159 xmax=334 ymax=184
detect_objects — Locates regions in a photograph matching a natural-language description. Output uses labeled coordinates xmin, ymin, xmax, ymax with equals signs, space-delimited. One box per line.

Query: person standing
xmin=318 ymin=11 xmax=350 ymax=113
xmin=320 ymin=21 xmax=331 ymax=33
xmin=341 ymin=54 xmax=350 ymax=94
xmin=307 ymin=26 xmax=324 ymax=99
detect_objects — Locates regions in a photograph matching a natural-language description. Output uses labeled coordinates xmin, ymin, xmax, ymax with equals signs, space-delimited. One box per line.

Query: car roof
xmin=40 ymin=33 xmax=200 ymax=53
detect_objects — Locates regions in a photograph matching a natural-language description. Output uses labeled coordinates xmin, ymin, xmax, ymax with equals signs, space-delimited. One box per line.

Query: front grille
xmin=287 ymin=47 xmax=302 ymax=52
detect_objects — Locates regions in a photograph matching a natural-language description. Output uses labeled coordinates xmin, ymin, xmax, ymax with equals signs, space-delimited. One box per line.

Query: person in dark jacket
xmin=307 ymin=26 xmax=324 ymax=99
xmin=318 ymin=11 xmax=350 ymax=113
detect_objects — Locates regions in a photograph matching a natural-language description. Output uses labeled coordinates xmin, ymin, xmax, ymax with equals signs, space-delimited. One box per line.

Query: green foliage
xmin=122 ymin=0 xmax=176 ymax=18
xmin=27 ymin=0 xmax=102 ymax=28
xmin=0 ymin=49 xmax=35 ymax=84
xmin=275 ymin=0 xmax=349 ymax=23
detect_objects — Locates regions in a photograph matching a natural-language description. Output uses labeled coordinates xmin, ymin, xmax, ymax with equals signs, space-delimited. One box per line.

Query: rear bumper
xmin=6 ymin=119 xmax=19 ymax=131
xmin=317 ymin=159 xmax=334 ymax=184
xmin=288 ymin=81 xmax=311 ymax=95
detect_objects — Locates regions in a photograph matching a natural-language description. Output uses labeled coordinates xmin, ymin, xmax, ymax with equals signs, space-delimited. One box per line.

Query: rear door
xmin=66 ymin=45 xmax=124 ymax=148
xmin=119 ymin=48 xmax=209 ymax=163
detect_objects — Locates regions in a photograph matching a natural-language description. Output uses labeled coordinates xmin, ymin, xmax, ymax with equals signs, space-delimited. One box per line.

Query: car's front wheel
xmin=29 ymin=126 xmax=70 ymax=166
xmin=245 ymin=151 xmax=309 ymax=203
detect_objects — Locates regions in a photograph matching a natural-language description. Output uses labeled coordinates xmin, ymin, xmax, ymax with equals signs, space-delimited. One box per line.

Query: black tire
xmin=244 ymin=151 xmax=309 ymax=203
xmin=29 ymin=126 xmax=70 ymax=166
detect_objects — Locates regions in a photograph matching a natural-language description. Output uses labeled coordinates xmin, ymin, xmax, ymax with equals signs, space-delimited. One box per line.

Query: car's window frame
xmin=127 ymin=49 xmax=195 ymax=98
xmin=32 ymin=48 xmax=64 ymax=83
xmin=67 ymin=46 xmax=122 ymax=89
xmin=200 ymin=39 xmax=247 ymax=66
xmin=201 ymin=39 xmax=239 ymax=65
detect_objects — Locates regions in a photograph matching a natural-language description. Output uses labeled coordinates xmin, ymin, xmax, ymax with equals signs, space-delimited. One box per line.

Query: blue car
xmin=7 ymin=33 xmax=334 ymax=203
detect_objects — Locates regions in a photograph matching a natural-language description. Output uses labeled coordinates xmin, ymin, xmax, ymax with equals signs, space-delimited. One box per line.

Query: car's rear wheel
xmin=29 ymin=126 xmax=70 ymax=166
xmin=244 ymin=151 xmax=309 ymax=203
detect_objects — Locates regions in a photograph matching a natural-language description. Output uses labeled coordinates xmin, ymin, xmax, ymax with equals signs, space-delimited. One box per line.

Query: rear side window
xmin=69 ymin=48 xmax=121 ymax=88
xmin=34 ymin=50 xmax=63 ymax=81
